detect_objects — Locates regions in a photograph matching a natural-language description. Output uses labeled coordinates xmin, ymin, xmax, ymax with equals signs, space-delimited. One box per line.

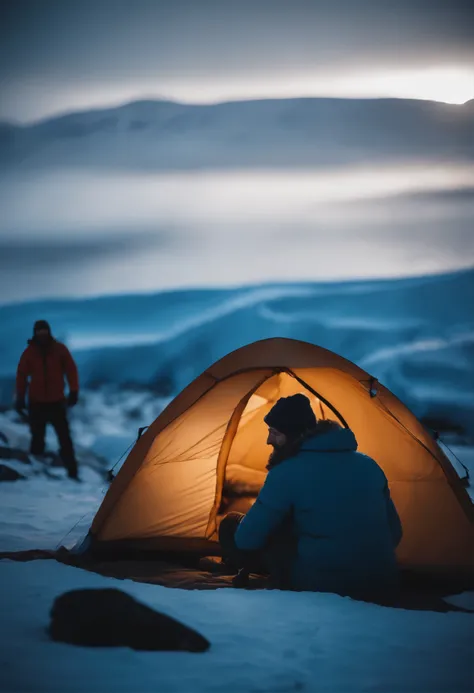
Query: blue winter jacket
xmin=235 ymin=426 xmax=402 ymax=593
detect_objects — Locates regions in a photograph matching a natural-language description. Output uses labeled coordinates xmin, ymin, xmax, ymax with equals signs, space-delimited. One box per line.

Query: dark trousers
xmin=29 ymin=402 xmax=78 ymax=478
xmin=219 ymin=512 xmax=297 ymax=589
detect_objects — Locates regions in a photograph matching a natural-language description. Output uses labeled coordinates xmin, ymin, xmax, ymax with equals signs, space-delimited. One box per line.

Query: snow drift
xmin=1 ymin=268 xmax=473 ymax=441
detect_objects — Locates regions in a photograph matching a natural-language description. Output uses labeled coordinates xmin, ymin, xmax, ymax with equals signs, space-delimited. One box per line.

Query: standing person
xmin=15 ymin=320 xmax=80 ymax=480
xmin=219 ymin=393 xmax=402 ymax=596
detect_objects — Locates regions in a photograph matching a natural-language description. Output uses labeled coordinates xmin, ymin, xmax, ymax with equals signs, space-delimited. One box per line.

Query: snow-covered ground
xmin=0 ymin=464 xmax=104 ymax=552
xmin=1 ymin=556 xmax=473 ymax=693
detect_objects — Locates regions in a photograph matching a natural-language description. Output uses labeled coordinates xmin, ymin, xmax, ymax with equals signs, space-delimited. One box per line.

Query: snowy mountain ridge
xmin=1 ymin=96 xmax=472 ymax=170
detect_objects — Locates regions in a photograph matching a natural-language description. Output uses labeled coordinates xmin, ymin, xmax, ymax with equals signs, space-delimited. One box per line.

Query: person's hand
xmin=67 ymin=391 xmax=79 ymax=408
xmin=14 ymin=396 xmax=26 ymax=416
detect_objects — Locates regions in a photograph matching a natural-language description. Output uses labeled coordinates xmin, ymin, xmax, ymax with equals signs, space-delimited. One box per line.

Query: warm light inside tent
xmin=221 ymin=373 xmax=334 ymax=516
xmin=239 ymin=393 xmax=268 ymax=421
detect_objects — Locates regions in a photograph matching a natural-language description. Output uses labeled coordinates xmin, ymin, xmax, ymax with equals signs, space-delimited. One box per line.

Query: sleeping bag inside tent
xmin=89 ymin=338 xmax=474 ymax=578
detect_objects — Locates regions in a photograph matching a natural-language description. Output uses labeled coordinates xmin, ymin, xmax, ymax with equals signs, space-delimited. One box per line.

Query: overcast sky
xmin=1 ymin=0 xmax=473 ymax=302
xmin=1 ymin=0 xmax=473 ymax=121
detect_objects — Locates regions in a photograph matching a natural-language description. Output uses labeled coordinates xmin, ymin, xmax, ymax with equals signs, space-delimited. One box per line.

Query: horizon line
xmin=1 ymin=264 xmax=472 ymax=309
xmin=3 ymin=93 xmax=473 ymax=128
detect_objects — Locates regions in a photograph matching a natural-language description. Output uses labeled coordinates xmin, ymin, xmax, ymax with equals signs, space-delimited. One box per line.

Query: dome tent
xmin=89 ymin=338 xmax=474 ymax=578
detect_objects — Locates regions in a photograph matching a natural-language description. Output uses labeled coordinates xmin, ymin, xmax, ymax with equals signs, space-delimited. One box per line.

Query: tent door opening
xmin=215 ymin=368 xmax=345 ymax=522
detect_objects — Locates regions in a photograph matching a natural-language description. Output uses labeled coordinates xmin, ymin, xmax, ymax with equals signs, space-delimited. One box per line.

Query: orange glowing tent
xmin=89 ymin=338 xmax=474 ymax=577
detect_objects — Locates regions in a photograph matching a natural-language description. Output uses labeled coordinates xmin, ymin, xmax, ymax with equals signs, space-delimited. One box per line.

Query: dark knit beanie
xmin=33 ymin=320 xmax=51 ymax=334
xmin=264 ymin=393 xmax=317 ymax=438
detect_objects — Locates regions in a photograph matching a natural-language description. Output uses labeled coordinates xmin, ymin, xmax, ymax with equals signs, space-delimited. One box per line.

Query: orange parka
xmin=16 ymin=339 xmax=79 ymax=404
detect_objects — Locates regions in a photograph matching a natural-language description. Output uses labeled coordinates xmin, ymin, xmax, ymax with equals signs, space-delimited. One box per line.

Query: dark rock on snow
xmin=0 ymin=446 xmax=30 ymax=464
xmin=0 ymin=464 xmax=26 ymax=481
xmin=48 ymin=588 xmax=210 ymax=652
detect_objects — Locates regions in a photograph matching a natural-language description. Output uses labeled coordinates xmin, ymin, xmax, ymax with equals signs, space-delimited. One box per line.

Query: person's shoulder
xmin=355 ymin=451 xmax=387 ymax=479
xmin=20 ymin=342 xmax=34 ymax=357
xmin=51 ymin=341 xmax=71 ymax=359
xmin=54 ymin=340 xmax=69 ymax=352
xmin=356 ymin=451 xmax=381 ymax=466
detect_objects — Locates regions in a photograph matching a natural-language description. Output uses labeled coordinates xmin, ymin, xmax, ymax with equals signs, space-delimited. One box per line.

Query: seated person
xmin=219 ymin=393 xmax=402 ymax=595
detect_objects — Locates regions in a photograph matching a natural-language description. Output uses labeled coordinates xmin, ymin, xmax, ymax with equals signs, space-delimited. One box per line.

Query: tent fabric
xmin=90 ymin=338 xmax=474 ymax=577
